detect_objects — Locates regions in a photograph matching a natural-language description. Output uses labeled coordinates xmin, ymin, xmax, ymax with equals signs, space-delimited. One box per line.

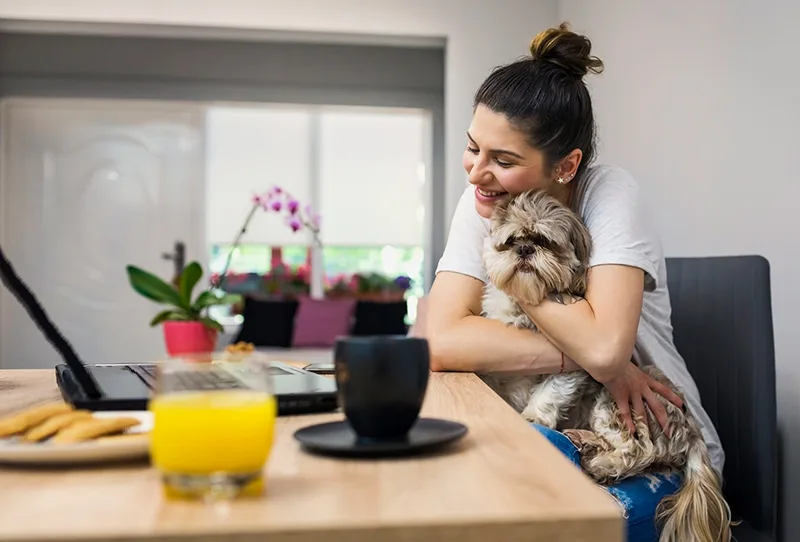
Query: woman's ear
xmin=556 ymin=149 xmax=583 ymax=181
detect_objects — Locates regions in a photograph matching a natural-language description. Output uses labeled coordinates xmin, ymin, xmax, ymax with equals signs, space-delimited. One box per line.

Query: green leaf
xmin=126 ymin=265 xmax=190 ymax=310
xmin=192 ymin=290 xmax=242 ymax=311
xmin=178 ymin=262 xmax=203 ymax=305
xmin=149 ymin=310 xmax=191 ymax=327
xmin=199 ymin=316 xmax=224 ymax=333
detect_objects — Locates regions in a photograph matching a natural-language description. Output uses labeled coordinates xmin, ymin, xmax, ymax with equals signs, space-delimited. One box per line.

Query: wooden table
xmin=0 ymin=370 xmax=622 ymax=542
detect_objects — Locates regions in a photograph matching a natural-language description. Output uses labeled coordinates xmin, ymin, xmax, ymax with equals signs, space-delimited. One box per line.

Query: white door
xmin=0 ymin=98 xmax=205 ymax=369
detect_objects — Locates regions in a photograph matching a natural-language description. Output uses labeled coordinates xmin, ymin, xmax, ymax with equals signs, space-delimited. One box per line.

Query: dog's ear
xmin=567 ymin=211 xmax=592 ymax=296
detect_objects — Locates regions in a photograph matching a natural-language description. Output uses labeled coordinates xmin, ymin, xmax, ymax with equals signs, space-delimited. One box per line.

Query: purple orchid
xmin=393 ymin=275 xmax=412 ymax=290
xmin=214 ymin=185 xmax=324 ymax=288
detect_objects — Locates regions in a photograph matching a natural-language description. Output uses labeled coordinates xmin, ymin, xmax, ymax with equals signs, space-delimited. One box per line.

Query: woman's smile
xmin=475 ymin=186 xmax=509 ymax=204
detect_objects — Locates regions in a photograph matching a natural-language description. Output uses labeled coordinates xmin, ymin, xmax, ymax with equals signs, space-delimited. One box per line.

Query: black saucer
xmin=293 ymin=418 xmax=468 ymax=458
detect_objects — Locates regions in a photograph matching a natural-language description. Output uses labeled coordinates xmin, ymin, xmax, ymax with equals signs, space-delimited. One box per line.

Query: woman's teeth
xmin=478 ymin=188 xmax=505 ymax=197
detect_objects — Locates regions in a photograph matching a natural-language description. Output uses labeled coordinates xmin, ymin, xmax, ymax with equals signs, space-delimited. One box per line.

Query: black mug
xmin=334 ymin=335 xmax=430 ymax=440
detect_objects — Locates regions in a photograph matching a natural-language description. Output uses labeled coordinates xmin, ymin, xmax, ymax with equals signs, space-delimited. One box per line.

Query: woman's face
xmin=463 ymin=105 xmax=567 ymax=219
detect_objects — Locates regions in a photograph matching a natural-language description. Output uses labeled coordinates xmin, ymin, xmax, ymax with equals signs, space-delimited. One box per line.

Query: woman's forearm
xmin=427 ymin=315 xmax=580 ymax=374
xmin=522 ymin=297 xmax=633 ymax=382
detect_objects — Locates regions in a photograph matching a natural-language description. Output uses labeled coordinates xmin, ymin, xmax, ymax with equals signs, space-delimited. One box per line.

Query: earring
xmin=556 ymin=177 xmax=565 ymax=184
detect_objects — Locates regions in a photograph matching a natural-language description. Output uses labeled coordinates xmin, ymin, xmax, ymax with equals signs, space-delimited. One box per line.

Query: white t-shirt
xmin=436 ymin=164 xmax=724 ymax=475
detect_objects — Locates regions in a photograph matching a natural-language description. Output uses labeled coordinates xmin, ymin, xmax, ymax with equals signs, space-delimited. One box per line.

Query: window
xmin=204 ymin=104 xmax=431 ymax=323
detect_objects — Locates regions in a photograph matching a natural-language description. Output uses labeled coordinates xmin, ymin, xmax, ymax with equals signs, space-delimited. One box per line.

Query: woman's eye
xmin=494 ymin=158 xmax=513 ymax=168
xmin=466 ymin=146 xmax=479 ymax=154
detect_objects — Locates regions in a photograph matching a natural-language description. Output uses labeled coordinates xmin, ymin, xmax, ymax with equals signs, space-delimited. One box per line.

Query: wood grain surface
xmin=0 ymin=369 xmax=622 ymax=542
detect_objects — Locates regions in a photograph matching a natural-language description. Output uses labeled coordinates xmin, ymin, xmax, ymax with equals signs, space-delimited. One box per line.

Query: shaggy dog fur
xmin=479 ymin=189 xmax=732 ymax=542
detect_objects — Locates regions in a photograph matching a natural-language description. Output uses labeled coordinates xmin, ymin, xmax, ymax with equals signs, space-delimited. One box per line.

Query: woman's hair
xmin=474 ymin=22 xmax=604 ymax=179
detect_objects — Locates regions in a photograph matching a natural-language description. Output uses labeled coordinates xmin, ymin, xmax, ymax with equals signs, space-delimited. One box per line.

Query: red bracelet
xmin=560 ymin=351 xmax=565 ymax=374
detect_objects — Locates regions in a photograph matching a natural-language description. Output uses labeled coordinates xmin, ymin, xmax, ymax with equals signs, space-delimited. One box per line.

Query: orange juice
xmin=149 ymin=390 xmax=277 ymax=499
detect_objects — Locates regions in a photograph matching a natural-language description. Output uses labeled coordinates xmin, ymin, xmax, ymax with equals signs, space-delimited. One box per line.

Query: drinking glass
xmin=148 ymin=356 xmax=276 ymax=501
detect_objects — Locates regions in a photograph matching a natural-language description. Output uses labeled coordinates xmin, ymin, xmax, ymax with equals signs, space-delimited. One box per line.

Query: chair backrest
xmin=665 ymin=255 xmax=777 ymax=537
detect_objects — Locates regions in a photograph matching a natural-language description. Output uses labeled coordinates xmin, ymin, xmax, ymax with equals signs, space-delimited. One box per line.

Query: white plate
xmin=0 ymin=411 xmax=152 ymax=466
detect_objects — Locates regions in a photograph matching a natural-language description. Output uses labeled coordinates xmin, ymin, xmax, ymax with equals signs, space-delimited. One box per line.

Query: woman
xmin=426 ymin=23 xmax=724 ymax=542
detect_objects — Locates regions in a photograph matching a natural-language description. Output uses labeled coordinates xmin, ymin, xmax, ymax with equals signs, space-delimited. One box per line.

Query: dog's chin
xmin=503 ymin=272 xmax=549 ymax=306
xmin=485 ymin=249 xmax=576 ymax=306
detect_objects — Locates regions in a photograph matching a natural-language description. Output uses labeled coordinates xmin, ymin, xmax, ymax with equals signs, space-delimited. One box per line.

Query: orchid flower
xmin=213 ymin=185 xmax=322 ymax=289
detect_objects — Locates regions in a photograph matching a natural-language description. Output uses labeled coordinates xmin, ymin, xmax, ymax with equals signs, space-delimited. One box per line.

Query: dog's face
xmin=483 ymin=190 xmax=592 ymax=306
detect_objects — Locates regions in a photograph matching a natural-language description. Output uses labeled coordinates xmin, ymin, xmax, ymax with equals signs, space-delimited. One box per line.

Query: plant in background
xmin=127 ymin=261 xmax=241 ymax=332
xmin=326 ymin=272 xmax=413 ymax=301
xmin=213 ymin=186 xmax=322 ymax=291
xmin=355 ymin=272 xmax=413 ymax=297
xmin=261 ymin=263 xmax=311 ymax=298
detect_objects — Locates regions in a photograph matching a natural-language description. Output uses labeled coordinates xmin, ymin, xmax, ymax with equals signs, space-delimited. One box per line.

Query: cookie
xmin=0 ymin=401 xmax=73 ymax=438
xmin=23 ymin=410 xmax=93 ymax=442
xmin=51 ymin=417 xmax=141 ymax=445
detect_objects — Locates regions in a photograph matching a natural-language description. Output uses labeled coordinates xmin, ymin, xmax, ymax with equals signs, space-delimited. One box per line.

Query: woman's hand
xmin=601 ymin=362 xmax=684 ymax=437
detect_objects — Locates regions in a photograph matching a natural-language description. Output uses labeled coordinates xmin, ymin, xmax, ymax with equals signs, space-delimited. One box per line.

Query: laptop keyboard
xmin=172 ymin=369 xmax=244 ymax=391
xmin=127 ymin=363 xmax=294 ymax=390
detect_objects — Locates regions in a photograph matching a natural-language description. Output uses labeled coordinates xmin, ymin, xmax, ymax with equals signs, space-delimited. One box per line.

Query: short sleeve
xmin=579 ymin=167 xmax=659 ymax=292
xmin=435 ymin=185 xmax=489 ymax=283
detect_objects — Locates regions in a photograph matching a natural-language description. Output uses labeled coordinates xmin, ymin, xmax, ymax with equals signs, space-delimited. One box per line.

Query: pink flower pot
xmin=162 ymin=321 xmax=218 ymax=357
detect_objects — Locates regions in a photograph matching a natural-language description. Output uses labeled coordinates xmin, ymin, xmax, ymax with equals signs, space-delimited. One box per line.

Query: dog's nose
xmin=517 ymin=244 xmax=535 ymax=258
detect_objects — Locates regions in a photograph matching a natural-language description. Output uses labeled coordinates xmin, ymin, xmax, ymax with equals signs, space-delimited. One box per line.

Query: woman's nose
xmin=468 ymin=158 xmax=491 ymax=185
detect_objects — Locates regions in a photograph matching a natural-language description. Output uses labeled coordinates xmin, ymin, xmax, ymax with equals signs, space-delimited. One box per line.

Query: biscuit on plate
xmin=51 ymin=417 xmax=141 ymax=445
xmin=23 ymin=410 xmax=93 ymax=442
xmin=0 ymin=401 xmax=73 ymax=438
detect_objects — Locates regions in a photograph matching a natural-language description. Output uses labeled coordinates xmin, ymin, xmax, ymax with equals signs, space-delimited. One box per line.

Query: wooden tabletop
xmin=0 ymin=369 xmax=622 ymax=542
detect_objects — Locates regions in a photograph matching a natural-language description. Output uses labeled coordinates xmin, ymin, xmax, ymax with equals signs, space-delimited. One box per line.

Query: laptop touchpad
xmin=89 ymin=366 xmax=152 ymax=399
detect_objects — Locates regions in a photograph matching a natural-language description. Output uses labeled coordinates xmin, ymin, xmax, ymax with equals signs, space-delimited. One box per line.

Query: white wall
xmin=0 ymin=0 xmax=559 ymax=225
xmin=560 ymin=0 xmax=799 ymax=538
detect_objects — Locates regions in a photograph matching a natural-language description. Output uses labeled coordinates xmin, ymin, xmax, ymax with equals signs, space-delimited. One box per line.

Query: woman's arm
xmin=424 ymin=271 xmax=580 ymax=374
xmin=522 ymin=264 xmax=643 ymax=383
xmin=524 ymin=263 xmax=683 ymax=434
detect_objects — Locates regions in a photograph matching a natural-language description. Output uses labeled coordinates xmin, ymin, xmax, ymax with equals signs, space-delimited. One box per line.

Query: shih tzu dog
xmin=480 ymin=190 xmax=732 ymax=542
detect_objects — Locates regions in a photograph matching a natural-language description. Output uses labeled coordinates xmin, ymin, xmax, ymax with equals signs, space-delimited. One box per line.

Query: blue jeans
xmin=533 ymin=424 xmax=682 ymax=542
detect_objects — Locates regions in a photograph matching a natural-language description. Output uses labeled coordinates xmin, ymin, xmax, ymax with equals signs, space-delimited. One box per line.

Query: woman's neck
xmin=549 ymin=183 xmax=574 ymax=209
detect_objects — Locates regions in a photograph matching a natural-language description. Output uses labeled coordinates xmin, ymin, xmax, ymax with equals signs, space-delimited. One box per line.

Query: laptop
xmin=0 ymin=242 xmax=338 ymax=416
xmin=55 ymin=356 xmax=339 ymax=415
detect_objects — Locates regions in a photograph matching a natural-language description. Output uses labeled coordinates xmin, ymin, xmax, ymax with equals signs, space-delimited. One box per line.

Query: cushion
xmin=234 ymin=297 xmax=298 ymax=348
xmin=291 ymin=297 xmax=357 ymax=347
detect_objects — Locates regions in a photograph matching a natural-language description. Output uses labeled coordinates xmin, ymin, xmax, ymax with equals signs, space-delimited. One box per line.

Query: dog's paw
xmin=563 ymin=429 xmax=606 ymax=456
xmin=521 ymin=408 xmax=559 ymax=428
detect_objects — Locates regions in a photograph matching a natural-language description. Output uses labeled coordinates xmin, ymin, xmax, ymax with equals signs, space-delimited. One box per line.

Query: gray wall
xmin=0 ymin=31 xmax=446 ymax=287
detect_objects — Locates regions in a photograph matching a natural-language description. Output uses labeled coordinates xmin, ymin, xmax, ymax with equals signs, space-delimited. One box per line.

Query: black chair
xmin=234 ymin=297 xmax=299 ymax=348
xmin=351 ymin=300 xmax=409 ymax=336
xmin=665 ymin=255 xmax=778 ymax=542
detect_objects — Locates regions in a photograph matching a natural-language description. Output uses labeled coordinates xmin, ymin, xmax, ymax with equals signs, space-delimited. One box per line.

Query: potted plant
xmin=353 ymin=272 xmax=413 ymax=302
xmin=126 ymin=261 xmax=241 ymax=356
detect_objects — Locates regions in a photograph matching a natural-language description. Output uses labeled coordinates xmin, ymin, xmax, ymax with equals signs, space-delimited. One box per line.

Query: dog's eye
xmin=531 ymin=234 xmax=553 ymax=249
xmin=496 ymin=237 xmax=515 ymax=251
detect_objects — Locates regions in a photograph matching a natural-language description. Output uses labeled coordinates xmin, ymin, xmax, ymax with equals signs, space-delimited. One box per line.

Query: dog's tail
xmin=656 ymin=430 xmax=732 ymax=542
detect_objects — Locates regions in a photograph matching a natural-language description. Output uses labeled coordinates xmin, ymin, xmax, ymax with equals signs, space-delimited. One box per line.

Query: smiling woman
xmin=425 ymin=22 xmax=729 ymax=542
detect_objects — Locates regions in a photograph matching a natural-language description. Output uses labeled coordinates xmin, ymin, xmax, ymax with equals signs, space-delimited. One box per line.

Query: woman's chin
xmin=474 ymin=198 xmax=496 ymax=219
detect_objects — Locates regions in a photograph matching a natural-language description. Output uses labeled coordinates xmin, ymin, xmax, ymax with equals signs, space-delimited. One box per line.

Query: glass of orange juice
xmin=149 ymin=356 xmax=276 ymax=501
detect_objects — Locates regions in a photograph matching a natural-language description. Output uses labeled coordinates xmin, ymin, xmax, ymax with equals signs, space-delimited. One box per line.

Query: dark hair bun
xmin=529 ymin=22 xmax=604 ymax=78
